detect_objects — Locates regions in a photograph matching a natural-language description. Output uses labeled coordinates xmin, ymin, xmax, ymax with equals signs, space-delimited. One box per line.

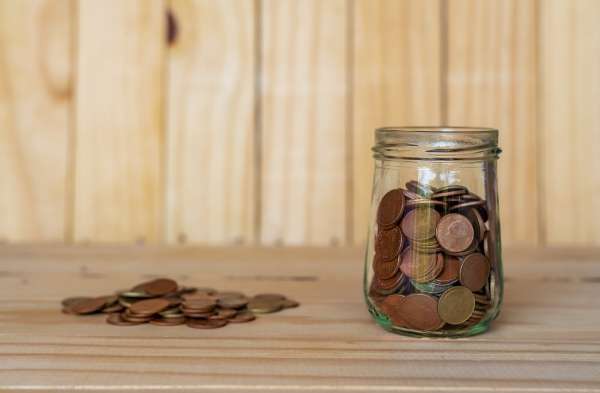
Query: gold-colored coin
xmin=437 ymin=286 xmax=475 ymax=325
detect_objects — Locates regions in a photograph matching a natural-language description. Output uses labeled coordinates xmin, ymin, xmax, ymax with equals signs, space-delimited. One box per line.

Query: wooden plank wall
xmin=74 ymin=0 xmax=165 ymax=243
xmin=0 ymin=0 xmax=598 ymax=247
xmin=166 ymin=0 xmax=255 ymax=245
xmin=0 ymin=0 xmax=72 ymax=242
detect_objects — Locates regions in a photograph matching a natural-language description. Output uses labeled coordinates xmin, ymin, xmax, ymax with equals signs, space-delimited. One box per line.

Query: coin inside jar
xmin=399 ymin=248 xmax=438 ymax=282
xmin=379 ymin=294 xmax=409 ymax=327
xmin=434 ymin=255 xmax=461 ymax=284
xmin=373 ymin=253 xmax=400 ymax=280
xmin=435 ymin=213 xmax=475 ymax=253
xmin=377 ymin=188 xmax=405 ymax=228
xmin=401 ymin=207 xmax=440 ymax=241
xmin=438 ymin=286 xmax=475 ymax=325
xmin=460 ymin=253 xmax=490 ymax=291
xmin=374 ymin=226 xmax=404 ymax=261
xmin=396 ymin=293 xmax=443 ymax=331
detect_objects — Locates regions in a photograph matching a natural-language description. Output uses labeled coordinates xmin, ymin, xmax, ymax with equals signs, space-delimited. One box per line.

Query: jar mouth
xmin=376 ymin=126 xmax=498 ymax=135
xmin=373 ymin=126 xmax=500 ymax=162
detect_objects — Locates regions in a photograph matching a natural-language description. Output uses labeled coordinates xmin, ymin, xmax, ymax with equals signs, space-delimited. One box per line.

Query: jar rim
xmin=373 ymin=126 xmax=500 ymax=161
xmin=376 ymin=126 xmax=498 ymax=135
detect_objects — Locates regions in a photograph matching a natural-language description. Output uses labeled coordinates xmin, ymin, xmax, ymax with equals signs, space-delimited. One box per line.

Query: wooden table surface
xmin=0 ymin=246 xmax=599 ymax=392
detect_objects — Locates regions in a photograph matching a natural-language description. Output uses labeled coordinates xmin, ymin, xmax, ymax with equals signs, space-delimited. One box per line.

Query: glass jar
xmin=364 ymin=127 xmax=502 ymax=338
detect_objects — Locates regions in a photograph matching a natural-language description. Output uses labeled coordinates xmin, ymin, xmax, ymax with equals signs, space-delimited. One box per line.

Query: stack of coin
xmin=62 ymin=278 xmax=299 ymax=329
xmin=370 ymin=180 xmax=494 ymax=332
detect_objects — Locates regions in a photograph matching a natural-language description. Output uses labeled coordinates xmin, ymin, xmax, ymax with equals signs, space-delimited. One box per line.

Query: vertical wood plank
xmin=261 ymin=0 xmax=347 ymax=245
xmin=74 ymin=0 xmax=165 ymax=243
xmin=0 ymin=0 xmax=73 ymax=242
xmin=352 ymin=0 xmax=442 ymax=244
xmin=165 ymin=0 xmax=255 ymax=245
xmin=540 ymin=0 xmax=600 ymax=245
xmin=447 ymin=0 xmax=538 ymax=246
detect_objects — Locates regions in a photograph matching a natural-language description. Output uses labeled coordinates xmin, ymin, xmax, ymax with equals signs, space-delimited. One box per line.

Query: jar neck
xmin=372 ymin=127 xmax=501 ymax=162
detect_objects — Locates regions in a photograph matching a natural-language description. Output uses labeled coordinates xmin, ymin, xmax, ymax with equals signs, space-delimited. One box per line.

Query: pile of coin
xmin=62 ymin=278 xmax=299 ymax=329
xmin=369 ymin=180 xmax=495 ymax=331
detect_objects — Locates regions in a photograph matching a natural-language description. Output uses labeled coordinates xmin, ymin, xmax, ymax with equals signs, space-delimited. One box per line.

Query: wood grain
xmin=260 ymin=0 xmax=348 ymax=246
xmin=0 ymin=245 xmax=600 ymax=391
xmin=446 ymin=0 xmax=539 ymax=246
xmin=165 ymin=0 xmax=255 ymax=245
xmin=74 ymin=0 xmax=165 ymax=243
xmin=540 ymin=0 xmax=600 ymax=245
xmin=352 ymin=0 xmax=442 ymax=245
xmin=0 ymin=0 xmax=73 ymax=242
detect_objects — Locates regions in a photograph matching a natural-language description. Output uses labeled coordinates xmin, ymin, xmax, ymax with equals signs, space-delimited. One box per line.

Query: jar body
xmin=364 ymin=127 xmax=503 ymax=338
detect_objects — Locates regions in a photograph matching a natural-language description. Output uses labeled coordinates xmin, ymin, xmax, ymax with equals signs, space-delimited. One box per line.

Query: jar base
xmin=368 ymin=303 xmax=494 ymax=338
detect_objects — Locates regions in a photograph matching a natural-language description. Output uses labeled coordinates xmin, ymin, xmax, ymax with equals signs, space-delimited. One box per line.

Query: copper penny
xmin=61 ymin=297 xmax=91 ymax=308
xmin=129 ymin=298 xmax=170 ymax=315
xmin=150 ymin=318 xmax=185 ymax=326
xmin=436 ymin=213 xmax=475 ymax=253
xmin=229 ymin=310 xmax=256 ymax=323
xmin=471 ymin=208 xmax=487 ymax=242
xmin=209 ymin=308 xmax=237 ymax=320
xmin=379 ymin=294 xmax=409 ymax=327
xmin=121 ymin=313 xmax=153 ymax=323
xmin=218 ymin=297 xmax=249 ymax=309
xmin=140 ymin=278 xmax=178 ymax=296
xmin=374 ymin=226 xmax=404 ymax=261
xmin=460 ymin=253 xmax=490 ymax=291
xmin=69 ymin=297 xmax=108 ymax=315
xmin=377 ymin=188 xmax=406 ymax=228
xmin=401 ymin=208 xmax=440 ymax=241
xmin=397 ymin=293 xmax=443 ymax=331
xmin=181 ymin=311 xmax=213 ymax=318
xmin=183 ymin=298 xmax=217 ymax=309
xmin=189 ymin=287 xmax=216 ymax=296
xmin=106 ymin=313 xmax=143 ymax=326
xmin=186 ymin=319 xmax=228 ymax=329
xmin=102 ymin=304 xmax=125 ymax=313
xmin=164 ymin=295 xmax=182 ymax=307
xmin=373 ymin=254 xmax=400 ymax=280
xmin=435 ymin=255 xmax=461 ymax=284
xmin=253 ymin=293 xmax=286 ymax=301
xmin=399 ymin=248 xmax=439 ymax=283
xmin=399 ymin=247 xmax=432 ymax=276
xmin=373 ymin=273 xmax=406 ymax=295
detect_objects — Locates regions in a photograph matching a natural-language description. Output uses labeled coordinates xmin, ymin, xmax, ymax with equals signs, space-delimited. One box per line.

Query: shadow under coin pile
xmin=62 ymin=278 xmax=299 ymax=329
xmin=369 ymin=180 xmax=495 ymax=332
